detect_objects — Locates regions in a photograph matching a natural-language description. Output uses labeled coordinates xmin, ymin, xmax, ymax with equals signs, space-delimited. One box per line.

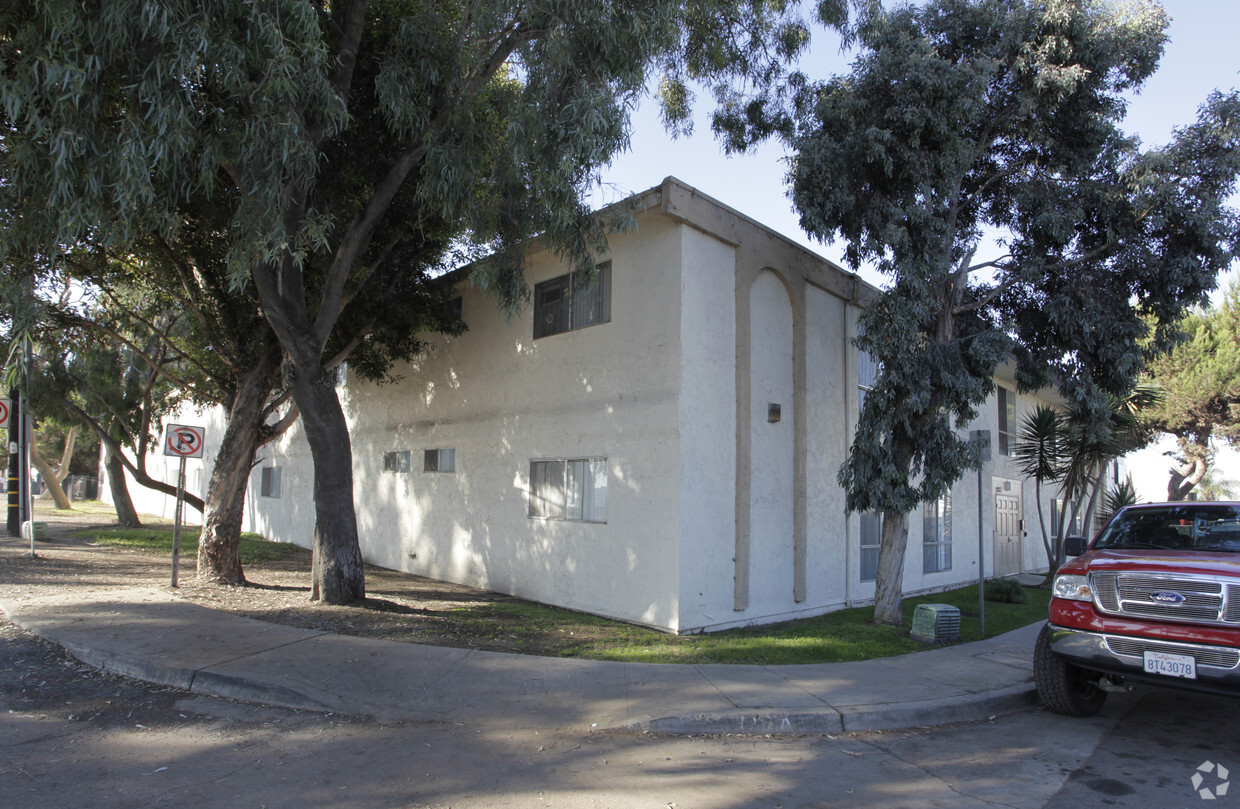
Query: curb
xmin=627 ymin=683 xmax=1038 ymax=735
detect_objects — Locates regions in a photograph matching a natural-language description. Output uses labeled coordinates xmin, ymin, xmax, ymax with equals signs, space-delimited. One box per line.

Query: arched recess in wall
xmin=746 ymin=268 xmax=796 ymax=613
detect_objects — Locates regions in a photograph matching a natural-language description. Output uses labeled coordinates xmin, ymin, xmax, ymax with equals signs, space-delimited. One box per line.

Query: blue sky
xmin=594 ymin=0 xmax=1240 ymax=291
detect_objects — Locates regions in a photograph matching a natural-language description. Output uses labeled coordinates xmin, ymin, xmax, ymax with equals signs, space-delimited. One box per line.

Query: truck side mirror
xmin=1064 ymin=537 xmax=1089 ymax=557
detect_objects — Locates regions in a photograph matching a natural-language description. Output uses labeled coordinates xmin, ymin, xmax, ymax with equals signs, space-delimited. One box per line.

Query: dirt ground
xmin=0 ymin=504 xmax=562 ymax=656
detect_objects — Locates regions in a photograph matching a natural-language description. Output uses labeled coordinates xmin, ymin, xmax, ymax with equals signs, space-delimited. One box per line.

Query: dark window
xmin=384 ymin=451 xmax=411 ymax=472
xmin=260 ymin=467 xmax=282 ymax=498
xmin=998 ymin=386 xmax=1017 ymax=456
xmin=424 ymin=448 xmax=456 ymax=473
xmin=533 ymin=263 xmax=611 ymax=338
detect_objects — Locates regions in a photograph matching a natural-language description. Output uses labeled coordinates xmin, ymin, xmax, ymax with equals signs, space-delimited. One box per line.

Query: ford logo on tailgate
xmin=1149 ymin=591 xmax=1187 ymax=604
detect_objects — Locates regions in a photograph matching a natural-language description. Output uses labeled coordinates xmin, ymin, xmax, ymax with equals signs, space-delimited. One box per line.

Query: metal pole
xmin=978 ymin=463 xmax=985 ymax=636
xmin=972 ymin=429 xmax=990 ymax=637
xmin=171 ymin=456 xmax=186 ymax=587
xmin=23 ymin=336 xmax=34 ymax=557
xmin=7 ymin=388 xmax=19 ymax=537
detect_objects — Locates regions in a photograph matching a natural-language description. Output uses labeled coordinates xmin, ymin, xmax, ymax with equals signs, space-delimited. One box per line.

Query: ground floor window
xmin=260 ymin=467 xmax=282 ymax=499
xmin=923 ymin=494 xmax=953 ymax=573
xmin=384 ymin=450 xmax=412 ymax=472
xmin=424 ymin=448 xmax=456 ymax=473
xmin=860 ymin=512 xmax=881 ymax=582
xmin=529 ymin=458 xmax=607 ymax=523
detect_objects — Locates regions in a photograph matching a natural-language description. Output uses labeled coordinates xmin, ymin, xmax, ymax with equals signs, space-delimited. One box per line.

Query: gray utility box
xmin=910 ymin=603 xmax=962 ymax=644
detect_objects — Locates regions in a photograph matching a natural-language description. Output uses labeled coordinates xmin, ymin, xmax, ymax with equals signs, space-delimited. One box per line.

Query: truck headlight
xmin=1052 ymin=574 xmax=1093 ymax=603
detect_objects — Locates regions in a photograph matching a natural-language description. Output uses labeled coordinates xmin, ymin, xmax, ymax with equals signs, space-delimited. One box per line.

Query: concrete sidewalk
xmin=0 ymin=583 xmax=1042 ymax=734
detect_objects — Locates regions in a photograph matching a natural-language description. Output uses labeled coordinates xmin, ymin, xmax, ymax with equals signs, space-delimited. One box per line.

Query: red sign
xmin=164 ymin=424 xmax=206 ymax=458
xmin=0 ymin=399 xmax=9 ymax=431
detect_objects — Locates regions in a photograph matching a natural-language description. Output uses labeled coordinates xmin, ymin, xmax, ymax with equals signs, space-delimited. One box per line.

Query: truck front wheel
xmin=1034 ymin=624 xmax=1107 ymax=717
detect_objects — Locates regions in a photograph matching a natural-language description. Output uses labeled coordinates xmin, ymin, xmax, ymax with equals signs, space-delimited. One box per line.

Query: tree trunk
xmin=195 ymin=346 xmax=282 ymax=584
xmin=1168 ymin=456 xmax=1208 ymax=500
xmin=30 ymin=448 xmax=73 ymax=509
xmin=288 ymin=353 xmax=365 ymax=605
xmin=1033 ymin=479 xmax=1055 ymax=580
xmin=105 ymin=450 xmax=141 ymax=527
xmin=873 ymin=510 xmax=910 ymax=626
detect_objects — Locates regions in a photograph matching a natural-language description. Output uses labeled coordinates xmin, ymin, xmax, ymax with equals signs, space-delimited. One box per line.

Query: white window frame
xmin=859 ymin=512 xmax=882 ymax=582
xmin=533 ymin=262 xmax=611 ymax=339
xmin=528 ymin=457 xmax=607 ymax=523
xmin=923 ymin=494 xmax=953 ymax=574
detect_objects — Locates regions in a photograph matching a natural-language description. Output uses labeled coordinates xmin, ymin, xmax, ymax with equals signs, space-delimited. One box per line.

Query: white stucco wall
xmin=327 ymin=215 xmax=690 ymax=630
xmin=746 ymin=269 xmax=797 ymax=616
xmin=803 ymin=284 xmax=851 ymax=607
xmin=676 ymin=226 xmax=739 ymax=630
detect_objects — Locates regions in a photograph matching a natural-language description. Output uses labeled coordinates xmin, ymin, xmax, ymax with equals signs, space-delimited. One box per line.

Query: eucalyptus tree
xmin=716 ymin=0 xmax=1240 ymax=624
xmin=1142 ymin=280 xmax=1240 ymax=500
xmin=1 ymin=0 xmax=847 ymax=603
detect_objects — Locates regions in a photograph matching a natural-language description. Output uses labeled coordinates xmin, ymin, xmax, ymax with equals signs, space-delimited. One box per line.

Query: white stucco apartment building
xmin=115 ymin=177 xmax=1068 ymax=633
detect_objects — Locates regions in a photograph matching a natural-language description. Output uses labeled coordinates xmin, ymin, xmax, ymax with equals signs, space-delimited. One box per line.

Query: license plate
xmin=1144 ymin=650 xmax=1197 ymax=679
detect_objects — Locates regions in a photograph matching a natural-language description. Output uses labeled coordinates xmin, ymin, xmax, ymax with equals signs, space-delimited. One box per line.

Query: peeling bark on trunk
xmin=289 ymin=355 xmax=365 ymax=605
xmin=30 ymin=449 xmax=72 ymax=510
xmin=873 ymin=510 xmax=911 ymax=626
xmin=105 ymin=451 xmax=141 ymax=527
xmin=1168 ymin=457 xmax=1208 ymax=501
xmin=195 ymin=346 xmax=282 ymax=584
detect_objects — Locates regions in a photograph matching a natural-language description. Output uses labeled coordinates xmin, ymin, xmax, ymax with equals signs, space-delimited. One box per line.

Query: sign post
xmin=1 ymin=395 xmax=14 ymax=542
xmin=972 ymin=430 xmax=992 ymax=636
xmin=163 ymin=424 xmax=206 ymax=587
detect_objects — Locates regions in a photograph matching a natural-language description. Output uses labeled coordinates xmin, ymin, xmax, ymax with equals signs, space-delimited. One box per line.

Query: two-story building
xmin=113 ymin=177 xmax=1069 ymax=633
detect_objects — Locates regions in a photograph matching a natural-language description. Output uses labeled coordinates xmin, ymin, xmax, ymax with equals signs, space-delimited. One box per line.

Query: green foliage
xmin=984 ymin=577 xmax=1027 ymax=604
xmin=1104 ymin=477 xmax=1139 ymax=518
xmin=1143 ymin=278 xmax=1240 ymax=455
xmin=1015 ymin=405 xmax=1068 ymax=485
xmin=1 ymin=0 xmax=856 ymax=598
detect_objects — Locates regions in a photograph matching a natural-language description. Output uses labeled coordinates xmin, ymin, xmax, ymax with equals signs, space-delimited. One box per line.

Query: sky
xmin=593 ymin=0 xmax=1240 ymax=293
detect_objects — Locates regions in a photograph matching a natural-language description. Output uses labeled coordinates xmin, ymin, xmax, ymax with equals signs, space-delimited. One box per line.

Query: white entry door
xmin=993 ymin=479 xmax=1023 ymax=577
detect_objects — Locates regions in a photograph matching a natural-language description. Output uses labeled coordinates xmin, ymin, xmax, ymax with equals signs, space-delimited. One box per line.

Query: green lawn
xmin=450 ymin=583 xmax=1050 ymax=664
xmin=73 ymin=522 xmax=1048 ymax=664
xmin=82 ymin=526 xmax=304 ymax=564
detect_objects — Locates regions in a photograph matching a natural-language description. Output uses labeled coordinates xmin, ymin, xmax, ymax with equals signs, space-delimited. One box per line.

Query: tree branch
xmin=62 ymin=400 xmax=205 ymax=513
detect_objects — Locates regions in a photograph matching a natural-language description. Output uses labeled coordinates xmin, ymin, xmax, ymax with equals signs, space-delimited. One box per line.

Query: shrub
xmin=985 ymin=577 xmax=1027 ymax=604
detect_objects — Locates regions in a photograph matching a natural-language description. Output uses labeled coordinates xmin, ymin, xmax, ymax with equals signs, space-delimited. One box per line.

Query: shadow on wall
xmin=347 ymin=326 xmax=683 ymax=631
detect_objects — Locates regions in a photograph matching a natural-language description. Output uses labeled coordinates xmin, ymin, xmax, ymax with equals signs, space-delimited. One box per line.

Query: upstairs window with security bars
xmin=533 ymin=262 xmax=611 ymax=339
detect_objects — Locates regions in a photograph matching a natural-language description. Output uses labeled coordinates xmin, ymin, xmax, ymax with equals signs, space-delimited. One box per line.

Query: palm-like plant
xmin=1014 ymin=405 xmax=1068 ymax=576
xmin=1059 ymin=383 xmax=1162 ymax=565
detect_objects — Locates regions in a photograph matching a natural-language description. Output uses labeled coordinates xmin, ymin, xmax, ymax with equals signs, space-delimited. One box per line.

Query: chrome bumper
xmin=1046 ymin=624 xmax=1240 ymax=691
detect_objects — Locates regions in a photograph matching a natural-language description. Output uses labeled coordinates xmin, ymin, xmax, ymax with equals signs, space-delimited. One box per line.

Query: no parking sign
xmin=164 ymin=424 xmax=206 ymax=459
xmin=163 ymin=423 xmax=206 ymax=588
xmin=0 ymin=398 xmax=10 ymax=431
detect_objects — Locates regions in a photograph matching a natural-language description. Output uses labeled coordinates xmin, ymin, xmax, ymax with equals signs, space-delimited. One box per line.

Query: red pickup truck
xmin=1034 ymin=502 xmax=1240 ymax=716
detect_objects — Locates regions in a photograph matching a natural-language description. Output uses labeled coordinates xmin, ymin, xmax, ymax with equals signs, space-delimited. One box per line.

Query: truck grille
xmin=1104 ymin=636 xmax=1240 ymax=670
xmin=1091 ymin=572 xmax=1240 ymax=627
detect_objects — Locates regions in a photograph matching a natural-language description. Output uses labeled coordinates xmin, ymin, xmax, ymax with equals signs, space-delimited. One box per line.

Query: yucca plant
xmin=1014 ymin=405 xmax=1067 ymax=576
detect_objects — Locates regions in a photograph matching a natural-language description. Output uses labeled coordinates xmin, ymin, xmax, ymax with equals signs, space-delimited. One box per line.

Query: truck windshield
xmin=1094 ymin=505 xmax=1240 ymax=553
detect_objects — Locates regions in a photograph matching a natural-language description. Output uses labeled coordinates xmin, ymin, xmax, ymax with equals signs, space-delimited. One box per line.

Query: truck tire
xmin=1034 ymin=624 xmax=1107 ymax=717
